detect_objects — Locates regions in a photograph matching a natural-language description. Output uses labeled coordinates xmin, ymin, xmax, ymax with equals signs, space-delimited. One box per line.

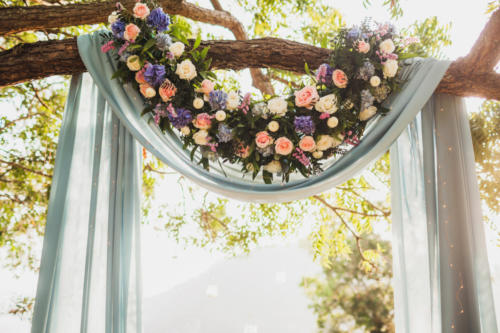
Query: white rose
xmin=126 ymin=55 xmax=141 ymax=71
xmin=226 ymin=91 xmax=240 ymax=111
xmin=383 ymin=59 xmax=398 ymax=78
xmin=169 ymin=42 xmax=185 ymax=58
xmin=193 ymin=97 xmax=204 ymax=109
xmin=315 ymin=94 xmax=338 ymax=114
xmin=176 ymin=59 xmax=197 ymax=80
xmin=180 ymin=126 xmax=190 ymax=135
xmin=327 ymin=116 xmax=339 ymax=128
xmin=215 ymin=110 xmax=226 ymax=121
xmin=263 ymin=160 xmax=282 ymax=174
xmin=267 ymin=97 xmax=288 ymax=117
xmin=379 ymin=39 xmax=396 ymax=54
xmin=316 ymin=135 xmax=334 ymax=151
xmin=193 ymin=130 xmax=209 ymax=145
xmin=268 ymin=120 xmax=279 ymax=132
xmin=108 ymin=11 xmax=119 ymax=24
xmin=312 ymin=151 xmax=323 ymax=159
xmin=359 ymin=106 xmax=377 ymax=121
xmin=370 ymin=76 xmax=381 ymax=87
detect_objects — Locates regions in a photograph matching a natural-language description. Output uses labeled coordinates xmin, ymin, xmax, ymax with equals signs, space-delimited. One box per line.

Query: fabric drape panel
xmin=31 ymin=74 xmax=142 ymax=333
xmin=391 ymin=94 xmax=498 ymax=332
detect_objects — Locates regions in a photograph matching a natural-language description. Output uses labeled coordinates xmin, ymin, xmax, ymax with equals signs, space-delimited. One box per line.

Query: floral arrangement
xmin=102 ymin=1 xmax=418 ymax=183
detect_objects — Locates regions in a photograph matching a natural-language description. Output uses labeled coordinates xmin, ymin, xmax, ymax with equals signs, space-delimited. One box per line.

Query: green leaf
xmin=192 ymin=33 xmax=202 ymax=51
xmin=141 ymin=39 xmax=156 ymax=54
xmin=200 ymin=46 xmax=210 ymax=61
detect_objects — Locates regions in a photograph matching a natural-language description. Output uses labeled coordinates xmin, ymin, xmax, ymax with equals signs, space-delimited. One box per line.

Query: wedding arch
xmin=1 ymin=1 xmax=499 ymax=333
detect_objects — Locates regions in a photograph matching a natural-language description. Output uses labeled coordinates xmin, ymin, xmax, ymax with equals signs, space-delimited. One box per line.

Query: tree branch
xmin=0 ymin=159 xmax=52 ymax=178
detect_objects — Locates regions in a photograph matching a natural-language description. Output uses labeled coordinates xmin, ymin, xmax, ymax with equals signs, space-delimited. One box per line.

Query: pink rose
xmin=357 ymin=40 xmax=370 ymax=53
xmin=135 ymin=64 xmax=149 ymax=84
xmin=193 ymin=113 xmax=212 ymax=130
xmin=236 ymin=144 xmax=250 ymax=158
xmin=133 ymin=3 xmax=150 ymax=19
xmin=332 ymin=69 xmax=348 ymax=88
xmin=275 ymin=137 xmax=294 ymax=155
xmin=139 ymin=83 xmax=156 ymax=98
xmin=255 ymin=131 xmax=274 ymax=149
xmin=159 ymin=79 xmax=177 ymax=102
xmin=294 ymin=86 xmax=319 ymax=109
xmin=298 ymin=136 xmax=316 ymax=152
xmin=124 ymin=24 xmax=140 ymax=42
xmin=196 ymin=79 xmax=215 ymax=95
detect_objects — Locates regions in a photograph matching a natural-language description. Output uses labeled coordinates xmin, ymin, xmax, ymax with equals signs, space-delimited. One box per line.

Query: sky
xmin=0 ymin=0 xmax=499 ymax=331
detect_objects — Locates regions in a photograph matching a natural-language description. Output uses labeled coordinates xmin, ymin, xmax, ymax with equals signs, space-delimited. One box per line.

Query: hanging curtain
xmin=31 ymin=31 xmax=497 ymax=333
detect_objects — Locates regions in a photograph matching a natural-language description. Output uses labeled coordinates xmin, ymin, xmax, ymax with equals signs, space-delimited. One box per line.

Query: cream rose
xmin=316 ymin=135 xmax=334 ymax=151
xmin=359 ymin=106 xmax=377 ymax=121
xmin=327 ymin=116 xmax=339 ymax=128
xmin=169 ymin=42 xmax=185 ymax=58
xmin=126 ymin=55 xmax=141 ymax=71
xmin=312 ymin=151 xmax=323 ymax=159
xmin=193 ymin=97 xmax=204 ymax=109
xmin=268 ymin=120 xmax=279 ymax=132
xmin=267 ymin=97 xmax=288 ymax=117
xmin=176 ymin=59 xmax=197 ymax=80
xmin=383 ymin=59 xmax=398 ymax=78
xmin=108 ymin=11 xmax=119 ymax=24
xmin=299 ymin=136 xmax=316 ymax=152
xmin=331 ymin=134 xmax=344 ymax=148
xmin=263 ymin=160 xmax=282 ymax=174
xmin=215 ymin=110 xmax=226 ymax=121
xmin=193 ymin=130 xmax=209 ymax=145
xmin=226 ymin=91 xmax=240 ymax=111
xmin=370 ymin=76 xmax=381 ymax=87
xmin=315 ymin=94 xmax=338 ymax=114
xmin=275 ymin=137 xmax=294 ymax=155
xmin=180 ymin=126 xmax=190 ymax=135
xmin=379 ymin=39 xmax=396 ymax=54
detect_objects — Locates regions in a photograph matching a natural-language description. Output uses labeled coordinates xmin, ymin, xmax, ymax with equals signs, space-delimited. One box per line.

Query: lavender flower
xmin=111 ymin=20 xmax=126 ymax=39
xmin=316 ymin=63 xmax=334 ymax=84
xmin=346 ymin=26 xmax=368 ymax=40
xmin=147 ymin=8 xmax=171 ymax=32
xmin=209 ymin=90 xmax=228 ymax=110
xmin=216 ymin=123 xmax=234 ymax=143
xmin=153 ymin=104 xmax=166 ymax=125
xmin=144 ymin=64 xmax=166 ymax=87
xmin=358 ymin=61 xmax=375 ymax=81
xmin=360 ymin=89 xmax=375 ymax=111
xmin=167 ymin=107 xmax=192 ymax=129
xmin=294 ymin=116 xmax=315 ymax=135
xmin=155 ymin=33 xmax=172 ymax=51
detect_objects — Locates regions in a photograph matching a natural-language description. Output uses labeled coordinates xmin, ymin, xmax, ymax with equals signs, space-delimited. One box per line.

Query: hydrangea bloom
xmin=294 ymin=116 xmax=315 ymax=135
xmin=216 ymin=124 xmax=234 ymax=143
xmin=144 ymin=64 xmax=166 ymax=87
xmin=167 ymin=107 xmax=192 ymax=129
xmin=360 ymin=89 xmax=375 ymax=110
xmin=358 ymin=61 xmax=375 ymax=81
xmin=316 ymin=63 xmax=334 ymax=84
xmin=209 ymin=90 xmax=228 ymax=110
xmin=147 ymin=8 xmax=171 ymax=32
xmin=111 ymin=20 xmax=126 ymax=39
xmin=252 ymin=102 xmax=269 ymax=118
xmin=155 ymin=33 xmax=172 ymax=51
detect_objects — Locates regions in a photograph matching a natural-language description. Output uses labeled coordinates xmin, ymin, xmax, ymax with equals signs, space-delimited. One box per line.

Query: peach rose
xmin=133 ymin=3 xmax=150 ymax=19
xmin=357 ymin=40 xmax=370 ymax=53
xmin=124 ymin=24 xmax=140 ymax=41
xmin=236 ymin=144 xmax=250 ymax=158
xmin=135 ymin=65 xmax=148 ymax=84
xmin=159 ymin=79 xmax=177 ymax=102
xmin=193 ymin=113 xmax=212 ymax=130
xmin=255 ymin=131 xmax=274 ymax=149
xmin=294 ymin=86 xmax=319 ymax=109
xmin=196 ymin=79 xmax=215 ymax=95
xmin=299 ymin=136 xmax=316 ymax=152
xmin=332 ymin=69 xmax=348 ymax=88
xmin=275 ymin=137 xmax=294 ymax=155
xmin=139 ymin=83 xmax=156 ymax=98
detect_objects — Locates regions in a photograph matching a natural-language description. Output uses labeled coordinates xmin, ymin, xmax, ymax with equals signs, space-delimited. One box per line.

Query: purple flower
xmin=153 ymin=104 xmax=166 ymax=125
xmin=357 ymin=61 xmax=375 ymax=81
xmin=316 ymin=63 xmax=334 ymax=84
xmin=111 ymin=20 xmax=126 ymax=39
xmin=216 ymin=123 xmax=234 ymax=143
xmin=346 ymin=26 xmax=368 ymax=40
xmin=294 ymin=116 xmax=315 ymax=135
xmin=147 ymin=8 xmax=171 ymax=32
xmin=209 ymin=90 xmax=228 ymax=110
xmin=144 ymin=64 xmax=166 ymax=87
xmin=167 ymin=107 xmax=192 ymax=129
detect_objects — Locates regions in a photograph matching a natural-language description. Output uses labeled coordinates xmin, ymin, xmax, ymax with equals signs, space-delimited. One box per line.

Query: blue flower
xmin=294 ymin=116 xmax=315 ymax=135
xmin=111 ymin=20 xmax=126 ymax=39
xmin=155 ymin=33 xmax=172 ymax=51
xmin=167 ymin=107 xmax=192 ymax=129
xmin=144 ymin=64 xmax=166 ymax=87
xmin=216 ymin=123 xmax=234 ymax=143
xmin=147 ymin=8 xmax=171 ymax=32
xmin=209 ymin=90 xmax=228 ymax=110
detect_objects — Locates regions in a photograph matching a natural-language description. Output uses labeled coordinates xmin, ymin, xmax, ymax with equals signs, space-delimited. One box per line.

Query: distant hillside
xmin=143 ymin=244 xmax=320 ymax=333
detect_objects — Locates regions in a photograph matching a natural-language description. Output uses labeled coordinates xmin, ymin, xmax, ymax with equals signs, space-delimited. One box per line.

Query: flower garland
xmin=102 ymin=1 xmax=418 ymax=183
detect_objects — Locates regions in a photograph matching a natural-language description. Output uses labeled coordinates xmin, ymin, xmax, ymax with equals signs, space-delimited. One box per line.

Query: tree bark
xmin=1 ymin=37 xmax=499 ymax=101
